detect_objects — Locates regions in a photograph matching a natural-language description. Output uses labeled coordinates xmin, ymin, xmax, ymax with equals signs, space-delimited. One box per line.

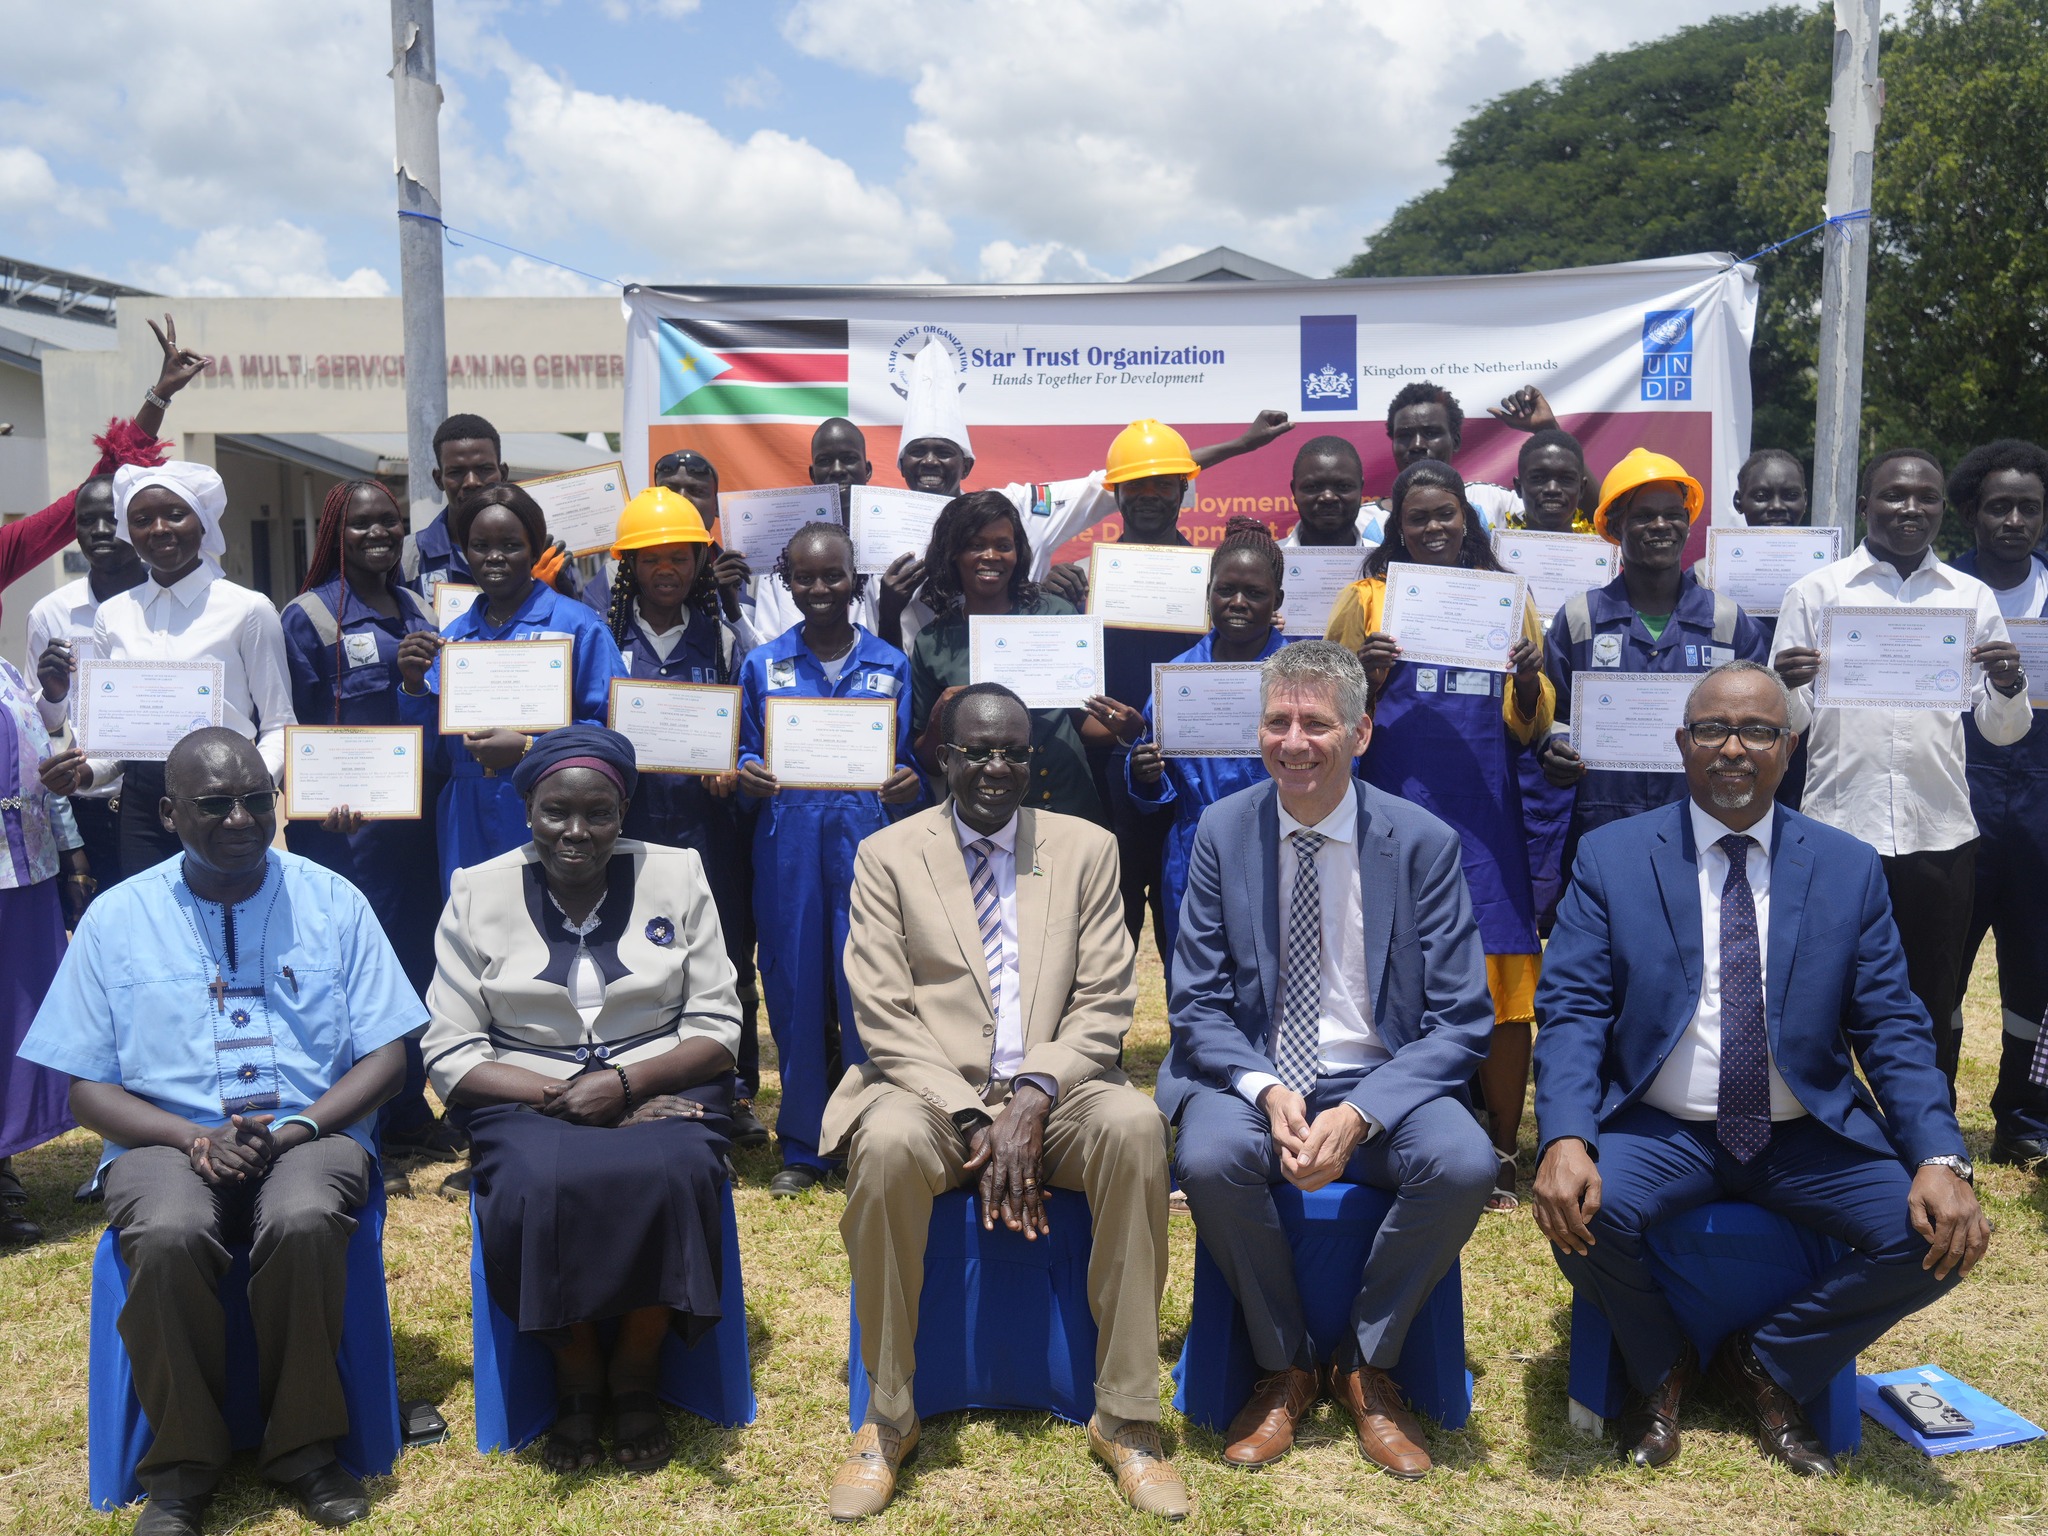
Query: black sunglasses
xmin=177 ymin=791 xmax=278 ymax=820
xmin=655 ymin=450 xmax=714 ymax=478
xmin=946 ymin=744 xmax=1030 ymax=766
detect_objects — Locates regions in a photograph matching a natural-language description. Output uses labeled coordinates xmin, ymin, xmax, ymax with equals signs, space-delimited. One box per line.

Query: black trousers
xmin=1880 ymin=841 xmax=1978 ymax=1093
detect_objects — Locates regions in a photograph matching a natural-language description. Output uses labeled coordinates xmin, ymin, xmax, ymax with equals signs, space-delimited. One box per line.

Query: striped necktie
xmin=1274 ymin=830 xmax=1327 ymax=1095
xmin=2029 ymin=1006 xmax=2048 ymax=1090
xmin=966 ymin=838 xmax=1004 ymax=1017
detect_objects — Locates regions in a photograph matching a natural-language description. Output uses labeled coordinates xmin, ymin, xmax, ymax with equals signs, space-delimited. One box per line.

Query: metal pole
xmin=391 ymin=0 xmax=448 ymax=531
xmin=1812 ymin=0 xmax=1881 ymax=537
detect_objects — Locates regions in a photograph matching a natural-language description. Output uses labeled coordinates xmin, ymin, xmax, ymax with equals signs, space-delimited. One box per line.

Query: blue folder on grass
xmin=1858 ymin=1365 xmax=2044 ymax=1457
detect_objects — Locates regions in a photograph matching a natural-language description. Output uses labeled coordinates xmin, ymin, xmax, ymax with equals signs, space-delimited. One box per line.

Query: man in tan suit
xmin=824 ymin=683 xmax=1186 ymax=1522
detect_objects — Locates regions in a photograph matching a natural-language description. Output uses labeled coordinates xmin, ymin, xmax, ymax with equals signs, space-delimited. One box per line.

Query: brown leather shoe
xmin=1617 ymin=1342 xmax=1696 ymax=1468
xmin=827 ymin=1419 xmax=919 ymax=1521
xmin=1709 ymin=1333 xmax=1835 ymax=1477
xmin=1327 ymin=1362 xmax=1432 ymax=1479
xmin=1087 ymin=1417 xmax=1191 ymax=1520
xmin=1222 ymin=1366 xmax=1321 ymax=1466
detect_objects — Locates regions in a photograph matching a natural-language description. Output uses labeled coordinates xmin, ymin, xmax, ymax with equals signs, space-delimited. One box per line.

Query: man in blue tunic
xmin=21 ymin=729 xmax=422 ymax=1536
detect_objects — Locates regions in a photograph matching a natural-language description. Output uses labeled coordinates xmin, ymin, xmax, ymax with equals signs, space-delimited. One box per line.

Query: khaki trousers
xmin=841 ymin=1077 xmax=1169 ymax=1427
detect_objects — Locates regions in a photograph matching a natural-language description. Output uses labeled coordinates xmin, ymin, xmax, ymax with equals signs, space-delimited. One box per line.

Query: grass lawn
xmin=3 ymin=940 xmax=2044 ymax=1535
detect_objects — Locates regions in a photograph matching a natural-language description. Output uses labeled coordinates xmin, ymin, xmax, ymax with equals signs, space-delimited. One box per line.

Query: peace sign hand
xmin=147 ymin=314 xmax=214 ymax=399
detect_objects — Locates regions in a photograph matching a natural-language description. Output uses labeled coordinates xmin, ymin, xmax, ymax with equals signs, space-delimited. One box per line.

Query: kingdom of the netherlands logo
xmin=1299 ymin=315 xmax=1357 ymax=414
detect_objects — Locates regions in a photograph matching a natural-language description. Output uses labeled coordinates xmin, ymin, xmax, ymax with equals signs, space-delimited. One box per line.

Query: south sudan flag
xmin=657 ymin=317 xmax=849 ymax=419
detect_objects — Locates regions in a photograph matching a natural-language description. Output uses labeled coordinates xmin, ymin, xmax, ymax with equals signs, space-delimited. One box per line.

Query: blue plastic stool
xmin=87 ymin=1189 xmax=402 ymax=1510
xmin=847 ymin=1187 xmax=1097 ymax=1429
xmin=1171 ymin=1181 xmax=1473 ymax=1432
xmin=1565 ymin=1200 xmax=1861 ymax=1456
xmin=471 ymin=1179 xmax=756 ymax=1453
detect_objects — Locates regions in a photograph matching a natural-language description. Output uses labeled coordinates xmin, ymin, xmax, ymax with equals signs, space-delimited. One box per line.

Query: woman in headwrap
xmin=423 ymin=724 xmax=741 ymax=1475
xmin=37 ymin=459 xmax=298 ymax=880
xmin=397 ymin=483 xmax=626 ymax=892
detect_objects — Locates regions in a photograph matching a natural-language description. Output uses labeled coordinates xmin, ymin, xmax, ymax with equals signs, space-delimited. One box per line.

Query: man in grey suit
xmin=1159 ymin=640 xmax=1496 ymax=1477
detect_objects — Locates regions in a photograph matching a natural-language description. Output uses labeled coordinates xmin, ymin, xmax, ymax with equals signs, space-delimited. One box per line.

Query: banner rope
xmin=1727 ymin=209 xmax=1872 ymax=269
xmin=397 ymin=209 xmax=625 ymax=290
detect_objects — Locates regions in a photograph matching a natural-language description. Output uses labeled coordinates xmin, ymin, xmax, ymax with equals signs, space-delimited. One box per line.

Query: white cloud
xmin=0 ymin=144 xmax=104 ymax=228
xmin=132 ymin=221 xmax=391 ymax=298
xmin=977 ymin=240 xmax=1113 ymax=284
xmin=724 ymin=67 xmax=782 ymax=110
xmin=447 ymin=251 xmax=606 ymax=298
xmin=600 ymin=0 xmax=702 ymax=16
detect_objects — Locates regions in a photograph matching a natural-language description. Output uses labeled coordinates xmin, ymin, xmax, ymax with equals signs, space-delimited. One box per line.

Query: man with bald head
xmin=22 ymin=728 xmax=423 ymax=1535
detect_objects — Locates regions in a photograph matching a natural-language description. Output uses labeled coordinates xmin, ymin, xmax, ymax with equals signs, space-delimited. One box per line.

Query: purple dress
xmin=0 ymin=663 xmax=78 ymax=1158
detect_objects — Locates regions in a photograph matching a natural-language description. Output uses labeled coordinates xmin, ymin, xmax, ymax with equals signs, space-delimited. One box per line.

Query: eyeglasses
xmin=1684 ymin=722 xmax=1792 ymax=750
xmin=946 ymin=744 xmax=1029 ymax=766
xmin=177 ymin=791 xmax=278 ymax=820
xmin=655 ymin=450 xmax=713 ymax=477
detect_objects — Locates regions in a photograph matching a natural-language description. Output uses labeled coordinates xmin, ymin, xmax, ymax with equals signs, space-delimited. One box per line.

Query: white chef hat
xmin=113 ymin=460 xmax=228 ymax=567
xmin=898 ymin=339 xmax=972 ymax=464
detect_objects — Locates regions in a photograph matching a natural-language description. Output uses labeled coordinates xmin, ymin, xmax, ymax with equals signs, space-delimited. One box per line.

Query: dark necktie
xmin=1274 ymin=830 xmax=1326 ymax=1094
xmin=2029 ymin=1006 xmax=2048 ymax=1090
xmin=1714 ymin=831 xmax=1770 ymax=1163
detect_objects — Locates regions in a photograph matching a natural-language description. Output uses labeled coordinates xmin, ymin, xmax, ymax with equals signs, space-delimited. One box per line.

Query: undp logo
xmin=1641 ymin=308 xmax=1694 ymax=402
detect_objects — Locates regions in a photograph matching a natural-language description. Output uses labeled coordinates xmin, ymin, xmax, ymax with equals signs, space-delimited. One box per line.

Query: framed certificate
xmin=2006 ymin=617 xmax=2048 ymax=707
xmin=716 ymin=485 xmax=840 ymax=565
xmin=968 ymin=614 xmax=1106 ymax=709
xmin=74 ymin=659 xmax=225 ymax=760
xmin=1568 ymin=673 xmax=1694 ymax=773
xmin=849 ymin=486 xmax=950 ymax=574
xmin=1814 ymin=605 xmax=1976 ymax=711
xmin=1280 ymin=546 xmax=1369 ymax=637
xmin=1152 ymin=663 xmax=1264 ymax=757
xmin=764 ymin=696 xmax=895 ymax=789
xmin=519 ymin=461 xmax=629 ymax=557
xmin=1490 ymin=529 xmax=1615 ymax=619
xmin=1701 ymin=526 xmax=1842 ymax=616
xmin=1380 ymin=562 xmax=1526 ymax=672
xmin=436 ymin=639 xmax=574 ymax=733
xmin=609 ymin=679 xmax=742 ymax=775
xmin=283 ymin=726 xmax=424 ymax=820
xmin=1087 ymin=544 xmax=1211 ymax=633
xmin=431 ymin=581 xmax=480 ymax=632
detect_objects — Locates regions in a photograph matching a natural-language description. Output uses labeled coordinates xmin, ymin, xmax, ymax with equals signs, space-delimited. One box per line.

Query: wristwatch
xmin=1920 ymin=1154 xmax=1974 ymax=1184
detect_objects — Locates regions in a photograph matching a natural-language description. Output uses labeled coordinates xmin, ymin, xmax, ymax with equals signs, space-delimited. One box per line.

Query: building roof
xmin=1129 ymin=246 xmax=1309 ymax=283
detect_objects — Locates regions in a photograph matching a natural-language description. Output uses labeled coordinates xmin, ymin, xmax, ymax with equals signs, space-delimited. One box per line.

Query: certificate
xmin=969 ymin=614 xmax=1106 ymax=709
xmin=608 ymin=680 xmax=741 ymax=775
xmin=716 ymin=485 xmax=840 ymax=565
xmin=436 ymin=639 xmax=574 ymax=733
xmin=1280 ymin=546 xmax=1370 ymax=637
xmin=1087 ymin=544 xmax=1211 ymax=633
xmin=283 ymin=727 xmax=424 ymax=820
xmin=764 ymin=697 xmax=895 ymax=789
xmin=849 ymin=486 xmax=950 ymax=574
xmin=519 ymin=461 xmax=629 ymax=557
xmin=1490 ymin=530 xmax=1615 ymax=619
xmin=1151 ymin=663 xmax=1264 ymax=757
xmin=1702 ymin=526 xmax=1842 ymax=616
xmin=2007 ymin=617 xmax=2048 ymax=707
xmin=1379 ymin=562 xmax=1526 ymax=672
xmin=432 ymin=581 xmax=479 ymax=632
xmin=1816 ymin=606 xmax=1976 ymax=710
xmin=74 ymin=659 xmax=225 ymax=760
xmin=1568 ymin=673 xmax=1694 ymax=773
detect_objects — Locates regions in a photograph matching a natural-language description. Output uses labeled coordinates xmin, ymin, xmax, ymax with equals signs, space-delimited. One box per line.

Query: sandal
xmin=541 ymin=1393 xmax=606 ymax=1473
xmin=1486 ymin=1151 xmax=1520 ymax=1213
xmin=610 ymin=1389 xmax=673 ymax=1474
xmin=0 ymin=1160 xmax=28 ymax=1213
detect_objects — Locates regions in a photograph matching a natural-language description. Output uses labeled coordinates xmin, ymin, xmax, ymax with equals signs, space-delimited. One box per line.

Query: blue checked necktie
xmin=966 ymin=838 xmax=1004 ymax=1019
xmin=1714 ymin=832 xmax=1771 ymax=1162
xmin=2030 ymin=1006 xmax=2048 ymax=1090
xmin=1274 ymin=830 xmax=1327 ymax=1095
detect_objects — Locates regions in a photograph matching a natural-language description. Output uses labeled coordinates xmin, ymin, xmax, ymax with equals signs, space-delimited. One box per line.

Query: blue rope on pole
xmin=1728 ymin=208 xmax=1872 ymax=269
xmin=396 ymin=209 xmax=625 ymax=290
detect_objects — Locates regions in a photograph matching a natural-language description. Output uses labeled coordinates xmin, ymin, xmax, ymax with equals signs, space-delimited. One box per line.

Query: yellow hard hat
xmin=1105 ymin=418 xmax=1200 ymax=485
xmin=612 ymin=486 xmax=710 ymax=556
xmin=1592 ymin=448 xmax=1705 ymax=544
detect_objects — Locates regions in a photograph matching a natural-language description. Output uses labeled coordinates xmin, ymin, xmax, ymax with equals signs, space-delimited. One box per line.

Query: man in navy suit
xmin=1162 ymin=640 xmax=1496 ymax=1477
xmin=1534 ymin=660 xmax=1989 ymax=1476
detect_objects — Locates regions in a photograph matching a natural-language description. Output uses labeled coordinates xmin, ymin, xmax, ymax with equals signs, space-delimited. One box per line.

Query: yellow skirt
xmin=1485 ymin=953 xmax=1540 ymax=1029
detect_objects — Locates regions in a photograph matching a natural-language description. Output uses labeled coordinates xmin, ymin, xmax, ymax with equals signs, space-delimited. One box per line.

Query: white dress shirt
xmin=1235 ymin=788 xmax=1390 ymax=1112
xmin=87 ymin=565 xmax=298 ymax=784
xmin=1772 ymin=544 xmax=2031 ymax=856
xmin=950 ymin=805 xmax=1057 ymax=1102
xmin=1641 ymin=802 xmax=1807 ymax=1122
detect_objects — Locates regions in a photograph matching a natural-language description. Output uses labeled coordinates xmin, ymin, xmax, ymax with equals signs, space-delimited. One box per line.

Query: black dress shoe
xmin=1709 ymin=1334 xmax=1835 ymax=1477
xmin=133 ymin=1492 xmax=211 ymax=1536
xmin=278 ymin=1460 xmax=371 ymax=1527
xmin=0 ymin=1213 xmax=43 ymax=1245
xmin=730 ymin=1099 xmax=771 ymax=1150
xmin=1617 ymin=1341 xmax=1695 ymax=1468
xmin=769 ymin=1164 xmax=827 ymax=1198
xmin=1988 ymin=1129 xmax=2048 ymax=1168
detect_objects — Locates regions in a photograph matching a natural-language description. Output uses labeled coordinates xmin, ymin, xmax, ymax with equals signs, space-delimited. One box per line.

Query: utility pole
xmin=1811 ymin=0 xmax=1881 ymax=537
xmin=391 ymin=0 xmax=448 ymax=530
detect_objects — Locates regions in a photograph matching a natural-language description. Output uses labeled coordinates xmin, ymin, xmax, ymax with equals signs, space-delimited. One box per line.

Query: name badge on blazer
xmin=343 ymin=633 xmax=381 ymax=668
xmin=1591 ymin=633 xmax=1624 ymax=669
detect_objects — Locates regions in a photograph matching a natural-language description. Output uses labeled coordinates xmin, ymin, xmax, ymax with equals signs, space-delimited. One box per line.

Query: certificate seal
xmin=1486 ymin=627 xmax=1509 ymax=651
xmin=1935 ymin=668 xmax=1961 ymax=692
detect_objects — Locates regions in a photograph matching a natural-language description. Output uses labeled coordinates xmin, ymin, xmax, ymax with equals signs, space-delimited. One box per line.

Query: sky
xmin=0 ymin=0 xmax=1797 ymax=300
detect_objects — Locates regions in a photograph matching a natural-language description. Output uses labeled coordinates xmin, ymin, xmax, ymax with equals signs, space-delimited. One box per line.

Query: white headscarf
xmin=113 ymin=461 xmax=228 ymax=568
xmin=898 ymin=339 xmax=972 ymax=463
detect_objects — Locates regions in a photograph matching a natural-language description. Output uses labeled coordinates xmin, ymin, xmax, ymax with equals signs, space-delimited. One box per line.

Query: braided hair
xmin=299 ymin=479 xmax=406 ymax=724
xmin=915 ymin=490 xmax=1038 ymax=613
xmin=605 ymin=546 xmax=723 ymax=653
xmin=772 ymin=521 xmax=868 ymax=595
xmin=1365 ymin=459 xmax=1502 ymax=579
xmin=1211 ymin=515 xmax=1286 ymax=588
